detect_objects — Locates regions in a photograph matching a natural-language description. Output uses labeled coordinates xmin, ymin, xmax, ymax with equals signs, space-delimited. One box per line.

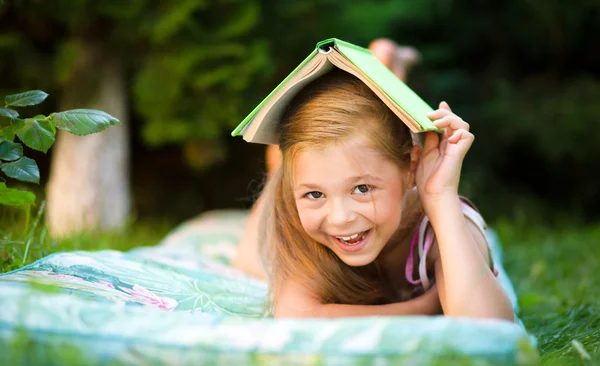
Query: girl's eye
xmin=305 ymin=191 xmax=324 ymax=199
xmin=353 ymin=184 xmax=373 ymax=194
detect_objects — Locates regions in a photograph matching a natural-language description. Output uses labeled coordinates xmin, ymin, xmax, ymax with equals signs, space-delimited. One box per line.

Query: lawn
xmin=0 ymin=204 xmax=174 ymax=274
xmin=495 ymin=219 xmax=600 ymax=365
xmin=1 ymin=205 xmax=599 ymax=365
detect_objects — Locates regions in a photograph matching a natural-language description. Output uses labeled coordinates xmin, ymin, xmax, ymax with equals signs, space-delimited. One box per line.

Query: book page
xmin=243 ymin=55 xmax=335 ymax=144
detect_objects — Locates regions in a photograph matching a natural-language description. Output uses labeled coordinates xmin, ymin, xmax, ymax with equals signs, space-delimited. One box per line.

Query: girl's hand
xmin=416 ymin=102 xmax=473 ymax=207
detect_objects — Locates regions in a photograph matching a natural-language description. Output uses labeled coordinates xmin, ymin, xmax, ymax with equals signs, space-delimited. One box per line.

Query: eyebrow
xmin=294 ymin=174 xmax=385 ymax=191
xmin=346 ymin=174 xmax=385 ymax=185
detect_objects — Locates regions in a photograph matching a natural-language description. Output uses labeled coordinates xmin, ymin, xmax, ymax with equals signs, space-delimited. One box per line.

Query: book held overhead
xmin=232 ymin=38 xmax=439 ymax=145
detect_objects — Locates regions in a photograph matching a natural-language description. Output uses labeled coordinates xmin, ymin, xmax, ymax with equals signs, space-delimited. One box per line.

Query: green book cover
xmin=232 ymin=38 xmax=438 ymax=144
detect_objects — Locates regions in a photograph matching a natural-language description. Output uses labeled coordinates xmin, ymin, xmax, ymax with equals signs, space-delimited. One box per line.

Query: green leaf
xmin=0 ymin=182 xmax=36 ymax=207
xmin=49 ymin=109 xmax=120 ymax=135
xmin=0 ymin=140 xmax=23 ymax=161
xmin=0 ymin=127 xmax=15 ymax=142
xmin=14 ymin=116 xmax=56 ymax=153
xmin=0 ymin=157 xmax=40 ymax=183
xmin=5 ymin=90 xmax=48 ymax=107
xmin=0 ymin=108 xmax=18 ymax=119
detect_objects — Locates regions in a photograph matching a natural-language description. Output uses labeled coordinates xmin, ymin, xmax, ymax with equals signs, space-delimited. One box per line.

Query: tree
xmin=0 ymin=0 xmax=272 ymax=235
xmin=46 ymin=45 xmax=130 ymax=235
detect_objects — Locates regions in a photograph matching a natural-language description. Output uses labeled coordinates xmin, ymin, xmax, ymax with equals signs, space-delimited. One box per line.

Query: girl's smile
xmin=331 ymin=229 xmax=372 ymax=253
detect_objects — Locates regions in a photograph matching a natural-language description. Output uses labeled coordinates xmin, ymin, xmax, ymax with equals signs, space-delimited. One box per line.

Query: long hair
xmin=262 ymin=69 xmax=424 ymax=308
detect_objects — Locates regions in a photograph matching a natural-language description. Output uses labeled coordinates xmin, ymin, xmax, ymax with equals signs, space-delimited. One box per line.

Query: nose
xmin=327 ymin=197 xmax=357 ymax=227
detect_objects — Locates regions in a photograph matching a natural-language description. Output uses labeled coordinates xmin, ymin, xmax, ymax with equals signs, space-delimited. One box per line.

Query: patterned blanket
xmin=0 ymin=210 xmax=538 ymax=365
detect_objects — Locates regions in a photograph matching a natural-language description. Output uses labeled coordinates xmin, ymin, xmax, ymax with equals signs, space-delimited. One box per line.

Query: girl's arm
xmin=417 ymin=102 xmax=513 ymax=321
xmin=275 ymin=278 xmax=442 ymax=318
xmin=428 ymin=203 xmax=514 ymax=321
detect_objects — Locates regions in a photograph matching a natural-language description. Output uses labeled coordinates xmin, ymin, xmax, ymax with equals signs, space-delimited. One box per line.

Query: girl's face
xmin=293 ymin=138 xmax=409 ymax=267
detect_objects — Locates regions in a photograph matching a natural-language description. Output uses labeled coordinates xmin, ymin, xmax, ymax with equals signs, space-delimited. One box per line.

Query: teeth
xmin=336 ymin=230 xmax=370 ymax=242
xmin=337 ymin=233 xmax=360 ymax=241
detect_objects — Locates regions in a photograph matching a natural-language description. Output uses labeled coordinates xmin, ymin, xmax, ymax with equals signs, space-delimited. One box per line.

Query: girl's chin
xmin=338 ymin=252 xmax=379 ymax=267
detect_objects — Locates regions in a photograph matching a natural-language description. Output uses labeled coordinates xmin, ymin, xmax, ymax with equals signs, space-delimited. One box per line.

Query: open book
xmin=231 ymin=38 xmax=438 ymax=145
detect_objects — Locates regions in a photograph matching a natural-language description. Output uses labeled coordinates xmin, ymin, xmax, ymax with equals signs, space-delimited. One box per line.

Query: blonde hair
xmin=262 ymin=69 xmax=423 ymax=307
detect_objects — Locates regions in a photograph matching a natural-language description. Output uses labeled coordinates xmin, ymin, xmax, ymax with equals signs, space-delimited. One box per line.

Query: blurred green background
xmin=1 ymin=0 xmax=598 ymax=225
xmin=1 ymin=1 xmax=599 ymax=363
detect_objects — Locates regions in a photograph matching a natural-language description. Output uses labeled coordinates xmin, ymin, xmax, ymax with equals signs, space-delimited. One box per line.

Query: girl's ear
xmin=406 ymin=145 xmax=421 ymax=188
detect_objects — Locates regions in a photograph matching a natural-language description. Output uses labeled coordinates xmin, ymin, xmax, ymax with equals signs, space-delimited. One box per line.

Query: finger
xmin=448 ymin=129 xmax=474 ymax=144
xmin=422 ymin=131 xmax=439 ymax=155
xmin=439 ymin=101 xmax=452 ymax=111
xmin=493 ymin=268 xmax=499 ymax=277
xmin=448 ymin=129 xmax=464 ymax=144
xmin=426 ymin=108 xmax=453 ymax=121
xmin=433 ymin=115 xmax=470 ymax=131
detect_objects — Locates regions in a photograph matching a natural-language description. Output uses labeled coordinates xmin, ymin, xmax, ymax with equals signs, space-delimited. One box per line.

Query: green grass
xmin=495 ymin=220 xmax=600 ymax=365
xmin=1 ymin=204 xmax=599 ymax=365
xmin=1 ymin=204 xmax=174 ymax=273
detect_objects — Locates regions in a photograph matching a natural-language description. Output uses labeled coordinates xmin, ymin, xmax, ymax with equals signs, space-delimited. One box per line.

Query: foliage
xmin=0 ymin=90 xmax=119 ymax=209
xmin=0 ymin=0 xmax=598 ymax=220
xmin=0 ymin=0 xmax=271 ymax=149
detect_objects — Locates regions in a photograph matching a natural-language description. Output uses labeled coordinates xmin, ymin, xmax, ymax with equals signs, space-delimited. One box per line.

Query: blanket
xmin=0 ymin=210 xmax=538 ymax=365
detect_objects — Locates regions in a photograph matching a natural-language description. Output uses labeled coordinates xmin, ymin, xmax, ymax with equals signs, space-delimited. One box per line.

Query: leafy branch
xmin=0 ymin=90 xmax=120 ymax=208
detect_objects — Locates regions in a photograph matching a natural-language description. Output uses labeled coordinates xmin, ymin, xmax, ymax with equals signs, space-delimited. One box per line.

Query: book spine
xmin=332 ymin=39 xmax=372 ymax=56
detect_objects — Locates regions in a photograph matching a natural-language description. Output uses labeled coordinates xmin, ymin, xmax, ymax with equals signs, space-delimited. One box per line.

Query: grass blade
xmin=22 ymin=201 xmax=45 ymax=267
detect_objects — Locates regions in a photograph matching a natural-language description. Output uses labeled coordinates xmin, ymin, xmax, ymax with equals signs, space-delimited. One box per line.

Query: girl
xmin=233 ymin=41 xmax=513 ymax=321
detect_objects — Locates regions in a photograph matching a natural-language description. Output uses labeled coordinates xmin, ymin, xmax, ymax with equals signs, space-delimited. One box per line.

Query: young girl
xmin=233 ymin=41 xmax=514 ymax=321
